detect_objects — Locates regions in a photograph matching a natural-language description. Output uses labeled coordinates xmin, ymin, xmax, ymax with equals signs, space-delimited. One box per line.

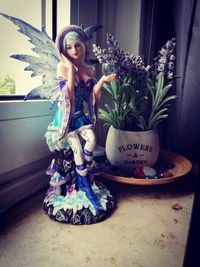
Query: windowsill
xmin=0 ymin=172 xmax=195 ymax=267
xmin=0 ymin=99 xmax=49 ymax=103
xmin=0 ymin=99 xmax=54 ymax=120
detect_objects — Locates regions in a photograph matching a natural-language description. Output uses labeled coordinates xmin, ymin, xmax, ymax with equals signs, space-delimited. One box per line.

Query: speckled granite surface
xmin=0 ymin=174 xmax=195 ymax=267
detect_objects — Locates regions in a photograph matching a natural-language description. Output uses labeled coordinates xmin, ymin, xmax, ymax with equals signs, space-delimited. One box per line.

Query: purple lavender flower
xmin=93 ymin=34 xmax=177 ymax=131
xmin=93 ymin=34 xmax=146 ymax=80
xmin=92 ymin=44 xmax=106 ymax=63
xmin=151 ymin=38 xmax=176 ymax=81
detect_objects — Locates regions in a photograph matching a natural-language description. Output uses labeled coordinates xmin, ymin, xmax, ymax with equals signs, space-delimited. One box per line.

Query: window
xmin=0 ymin=0 xmax=70 ymax=97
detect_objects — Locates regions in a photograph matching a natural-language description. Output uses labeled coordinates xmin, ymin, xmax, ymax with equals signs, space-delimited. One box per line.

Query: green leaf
xmin=148 ymin=108 xmax=168 ymax=129
xmin=156 ymin=95 xmax=177 ymax=110
xmin=110 ymin=80 xmax=119 ymax=100
xmin=99 ymin=109 xmax=118 ymax=128
xmin=137 ymin=116 xmax=148 ymax=130
xmin=153 ymin=83 xmax=172 ymax=109
xmin=103 ymin=83 xmax=114 ymax=96
xmin=104 ymin=104 xmax=117 ymax=117
xmin=150 ymin=119 xmax=163 ymax=128
xmin=99 ymin=106 xmax=125 ymax=129
xmin=154 ymin=73 xmax=164 ymax=106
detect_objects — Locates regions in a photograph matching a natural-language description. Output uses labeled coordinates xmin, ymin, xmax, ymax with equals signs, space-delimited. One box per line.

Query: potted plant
xmin=93 ymin=34 xmax=177 ymax=169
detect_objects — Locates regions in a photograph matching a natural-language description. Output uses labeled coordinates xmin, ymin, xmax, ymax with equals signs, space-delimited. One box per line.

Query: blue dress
xmin=45 ymin=78 xmax=97 ymax=151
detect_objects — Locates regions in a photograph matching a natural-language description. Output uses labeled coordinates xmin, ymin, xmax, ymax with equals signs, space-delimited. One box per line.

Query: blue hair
xmin=62 ymin=31 xmax=84 ymax=51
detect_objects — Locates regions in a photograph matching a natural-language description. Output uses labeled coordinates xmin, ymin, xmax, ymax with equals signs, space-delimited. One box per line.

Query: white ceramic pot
xmin=105 ymin=126 xmax=160 ymax=169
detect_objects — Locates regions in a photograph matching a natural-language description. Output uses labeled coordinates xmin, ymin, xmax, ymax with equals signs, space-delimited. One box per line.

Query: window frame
xmin=0 ymin=0 xmax=57 ymax=101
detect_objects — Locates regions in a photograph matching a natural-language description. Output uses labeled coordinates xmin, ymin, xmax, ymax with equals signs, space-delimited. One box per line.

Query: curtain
xmin=142 ymin=0 xmax=200 ymax=162
xmin=174 ymin=0 xmax=200 ymax=162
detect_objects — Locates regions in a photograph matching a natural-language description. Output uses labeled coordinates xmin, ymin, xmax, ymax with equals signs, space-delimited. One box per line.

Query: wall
xmin=71 ymin=0 xmax=141 ymax=55
xmin=113 ymin=0 xmax=141 ymax=54
xmin=0 ymin=100 xmax=54 ymax=212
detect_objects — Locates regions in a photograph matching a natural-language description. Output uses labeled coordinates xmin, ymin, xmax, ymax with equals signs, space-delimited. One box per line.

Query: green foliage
xmin=100 ymin=73 xmax=177 ymax=131
xmin=99 ymin=77 xmax=133 ymax=130
xmin=147 ymin=74 xmax=177 ymax=129
xmin=0 ymin=74 xmax=16 ymax=95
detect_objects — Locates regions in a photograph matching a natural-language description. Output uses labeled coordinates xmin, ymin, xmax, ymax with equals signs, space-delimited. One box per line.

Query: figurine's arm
xmin=93 ymin=74 xmax=116 ymax=103
xmin=57 ymin=54 xmax=76 ymax=112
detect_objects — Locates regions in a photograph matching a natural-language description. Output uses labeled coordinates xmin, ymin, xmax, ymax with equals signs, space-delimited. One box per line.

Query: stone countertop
xmin=0 ymin=173 xmax=196 ymax=267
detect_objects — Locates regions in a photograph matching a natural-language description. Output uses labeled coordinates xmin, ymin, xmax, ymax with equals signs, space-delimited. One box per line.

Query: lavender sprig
xmin=151 ymin=38 xmax=176 ymax=81
xmin=93 ymin=33 xmax=146 ymax=80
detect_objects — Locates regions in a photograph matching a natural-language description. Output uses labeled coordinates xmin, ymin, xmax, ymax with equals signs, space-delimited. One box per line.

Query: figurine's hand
xmin=60 ymin=53 xmax=76 ymax=71
xmin=102 ymin=73 xmax=117 ymax=83
xmin=94 ymin=73 xmax=117 ymax=100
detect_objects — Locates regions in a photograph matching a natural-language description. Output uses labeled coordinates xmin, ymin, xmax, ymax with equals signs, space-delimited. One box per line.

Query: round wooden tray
xmin=100 ymin=150 xmax=192 ymax=185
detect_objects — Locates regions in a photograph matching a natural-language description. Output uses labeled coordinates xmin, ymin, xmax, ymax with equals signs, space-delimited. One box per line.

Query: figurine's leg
xmin=55 ymin=185 xmax=61 ymax=195
xmin=67 ymin=135 xmax=87 ymax=176
xmin=79 ymin=128 xmax=96 ymax=163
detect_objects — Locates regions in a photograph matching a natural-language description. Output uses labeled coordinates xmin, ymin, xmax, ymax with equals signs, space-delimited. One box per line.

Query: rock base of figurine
xmin=43 ymin=181 xmax=115 ymax=225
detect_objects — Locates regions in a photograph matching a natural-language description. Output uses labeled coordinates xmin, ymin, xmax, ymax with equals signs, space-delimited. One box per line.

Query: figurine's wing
xmin=0 ymin=13 xmax=60 ymax=102
xmin=84 ymin=25 xmax=103 ymax=40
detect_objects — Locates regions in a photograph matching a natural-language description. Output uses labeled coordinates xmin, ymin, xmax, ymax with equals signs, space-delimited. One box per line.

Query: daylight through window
xmin=0 ymin=0 xmax=70 ymax=97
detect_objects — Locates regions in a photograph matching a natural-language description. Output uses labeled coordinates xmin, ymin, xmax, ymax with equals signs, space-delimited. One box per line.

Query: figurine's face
xmin=65 ymin=38 xmax=85 ymax=60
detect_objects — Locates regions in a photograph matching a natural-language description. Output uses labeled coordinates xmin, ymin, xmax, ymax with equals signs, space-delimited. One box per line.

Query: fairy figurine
xmin=0 ymin=13 xmax=116 ymax=224
xmin=47 ymin=25 xmax=116 ymax=176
